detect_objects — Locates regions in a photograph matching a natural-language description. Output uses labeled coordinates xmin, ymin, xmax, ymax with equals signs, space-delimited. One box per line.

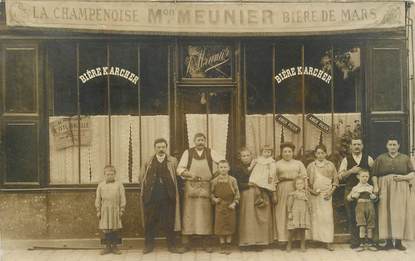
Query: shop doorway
xmin=176 ymin=87 xmax=236 ymax=164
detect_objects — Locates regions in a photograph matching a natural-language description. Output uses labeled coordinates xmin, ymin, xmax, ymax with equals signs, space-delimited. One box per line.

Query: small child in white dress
xmin=248 ymin=145 xmax=276 ymax=207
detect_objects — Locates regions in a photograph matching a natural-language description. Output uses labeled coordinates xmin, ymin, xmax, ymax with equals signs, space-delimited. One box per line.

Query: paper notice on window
xmin=50 ymin=116 xmax=92 ymax=150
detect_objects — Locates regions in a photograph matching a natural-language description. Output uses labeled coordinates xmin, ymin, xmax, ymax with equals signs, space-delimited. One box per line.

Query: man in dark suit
xmin=139 ymin=138 xmax=184 ymax=254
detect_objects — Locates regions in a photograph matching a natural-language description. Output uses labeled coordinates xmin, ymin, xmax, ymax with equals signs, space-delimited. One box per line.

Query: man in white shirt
xmin=177 ymin=133 xmax=224 ymax=252
xmin=338 ymin=138 xmax=374 ymax=249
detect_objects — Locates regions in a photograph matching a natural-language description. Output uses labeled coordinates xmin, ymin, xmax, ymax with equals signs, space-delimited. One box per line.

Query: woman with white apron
xmin=307 ymin=144 xmax=338 ymax=251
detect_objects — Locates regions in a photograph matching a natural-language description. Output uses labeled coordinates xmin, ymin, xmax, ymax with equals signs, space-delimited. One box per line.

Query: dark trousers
xmin=344 ymin=195 xmax=359 ymax=245
xmin=102 ymin=231 xmax=121 ymax=245
xmin=144 ymin=199 xmax=176 ymax=248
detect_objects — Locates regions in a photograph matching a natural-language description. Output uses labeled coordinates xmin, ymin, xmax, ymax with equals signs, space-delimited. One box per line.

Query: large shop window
xmin=245 ymin=41 xmax=362 ymax=164
xmin=244 ymin=41 xmax=363 ymax=234
xmin=48 ymin=41 xmax=169 ymax=185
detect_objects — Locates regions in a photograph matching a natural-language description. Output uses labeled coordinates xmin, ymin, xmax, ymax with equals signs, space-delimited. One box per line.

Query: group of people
xmin=94 ymin=133 xmax=415 ymax=255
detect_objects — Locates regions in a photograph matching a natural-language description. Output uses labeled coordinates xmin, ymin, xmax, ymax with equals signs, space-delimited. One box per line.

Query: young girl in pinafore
xmin=286 ymin=176 xmax=310 ymax=252
xmin=95 ymin=165 xmax=126 ymax=255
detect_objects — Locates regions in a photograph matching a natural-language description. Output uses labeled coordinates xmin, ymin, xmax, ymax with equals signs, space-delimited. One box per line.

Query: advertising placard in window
xmin=181 ymin=44 xmax=233 ymax=80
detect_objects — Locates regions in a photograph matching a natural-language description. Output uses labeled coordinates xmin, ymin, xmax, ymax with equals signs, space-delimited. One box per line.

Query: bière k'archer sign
xmin=275 ymin=66 xmax=332 ymax=85
xmin=79 ymin=66 xmax=139 ymax=85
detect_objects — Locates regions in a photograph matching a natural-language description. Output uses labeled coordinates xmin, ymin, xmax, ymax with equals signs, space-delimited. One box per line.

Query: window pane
xmin=109 ymin=43 xmax=138 ymax=115
xmin=5 ymin=49 xmax=36 ymax=113
xmin=372 ymin=48 xmax=402 ymax=111
xmin=275 ymin=44 xmax=302 ymax=114
xmin=369 ymin=119 xmax=405 ymax=157
xmin=49 ymin=41 xmax=77 ymax=116
xmin=246 ymin=43 xmax=273 ymax=114
xmin=79 ymin=42 xmax=107 ymax=115
xmin=5 ymin=122 xmax=38 ymax=183
xmin=140 ymin=44 xmax=168 ymax=115
xmin=304 ymin=42 xmax=331 ymax=113
xmin=49 ymin=116 xmax=82 ymax=184
xmin=48 ymin=41 xmax=81 ymax=184
xmin=333 ymin=46 xmax=361 ymax=113
xmin=303 ymin=43 xmax=332 ymax=154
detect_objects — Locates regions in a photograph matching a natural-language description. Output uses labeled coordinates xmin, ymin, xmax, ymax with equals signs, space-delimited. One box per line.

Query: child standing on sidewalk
xmin=347 ymin=169 xmax=377 ymax=251
xmin=95 ymin=165 xmax=126 ymax=255
xmin=286 ymin=176 xmax=310 ymax=252
xmin=211 ymin=160 xmax=240 ymax=254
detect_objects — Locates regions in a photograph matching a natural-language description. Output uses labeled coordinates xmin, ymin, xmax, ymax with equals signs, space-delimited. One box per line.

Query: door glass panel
xmin=372 ymin=48 xmax=402 ymax=111
xmin=179 ymin=89 xmax=231 ymax=159
xmin=5 ymin=48 xmax=37 ymax=113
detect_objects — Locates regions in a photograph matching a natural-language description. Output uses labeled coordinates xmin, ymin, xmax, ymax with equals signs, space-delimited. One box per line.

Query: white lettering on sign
xmin=306 ymin=114 xmax=331 ymax=134
xmin=185 ymin=46 xmax=231 ymax=78
xmin=274 ymin=66 xmax=332 ymax=85
xmin=78 ymin=66 xmax=139 ymax=85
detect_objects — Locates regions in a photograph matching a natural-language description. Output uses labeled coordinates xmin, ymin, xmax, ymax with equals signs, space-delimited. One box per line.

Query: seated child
xmin=248 ymin=145 xmax=276 ymax=207
xmin=95 ymin=165 xmax=126 ymax=255
xmin=287 ymin=177 xmax=311 ymax=252
xmin=347 ymin=169 xmax=377 ymax=251
xmin=211 ymin=160 xmax=240 ymax=255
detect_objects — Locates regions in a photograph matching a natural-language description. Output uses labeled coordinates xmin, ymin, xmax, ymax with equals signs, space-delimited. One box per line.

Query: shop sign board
xmin=6 ymin=1 xmax=405 ymax=35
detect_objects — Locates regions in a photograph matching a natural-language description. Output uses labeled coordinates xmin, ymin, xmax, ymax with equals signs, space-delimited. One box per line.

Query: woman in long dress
xmin=274 ymin=142 xmax=307 ymax=244
xmin=372 ymin=136 xmax=415 ymax=250
xmin=232 ymin=147 xmax=274 ymax=251
xmin=307 ymin=144 xmax=338 ymax=251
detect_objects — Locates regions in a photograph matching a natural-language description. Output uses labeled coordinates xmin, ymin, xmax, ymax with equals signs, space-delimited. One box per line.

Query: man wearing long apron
xmin=372 ymin=136 xmax=415 ymax=251
xmin=177 ymin=133 xmax=224 ymax=252
xmin=338 ymin=138 xmax=374 ymax=249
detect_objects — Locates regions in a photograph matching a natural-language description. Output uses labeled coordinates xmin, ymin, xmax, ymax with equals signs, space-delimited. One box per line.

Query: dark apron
xmin=213 ymin=179 xmax=236 ymax=236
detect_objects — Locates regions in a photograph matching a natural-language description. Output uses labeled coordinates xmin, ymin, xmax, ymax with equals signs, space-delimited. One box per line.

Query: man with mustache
xmin=177 ymin=133 xmax=224 ymax=252
xmin=338 ymin=137 xmax=374 ymax=249
xmin=139 ymin=138 xmax=184 ymax=254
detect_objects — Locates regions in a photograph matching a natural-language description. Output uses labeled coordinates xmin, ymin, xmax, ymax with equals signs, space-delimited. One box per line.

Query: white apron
xmin=182 ymin=157 xmax=213 ymax=235
xmin=310 ymin=168 xmax=334 ymax=243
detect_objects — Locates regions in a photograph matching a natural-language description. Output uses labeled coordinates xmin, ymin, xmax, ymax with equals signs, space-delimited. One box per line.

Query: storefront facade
xmin=0 ymin=0 xmax=412 ymax=241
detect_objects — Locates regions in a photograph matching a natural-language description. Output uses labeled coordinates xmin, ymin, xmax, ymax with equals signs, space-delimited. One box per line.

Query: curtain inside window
xmin=49 ymin=115 xmax=169 ymax=184
xmin=246 ymin=113 xmax=361 ymax=157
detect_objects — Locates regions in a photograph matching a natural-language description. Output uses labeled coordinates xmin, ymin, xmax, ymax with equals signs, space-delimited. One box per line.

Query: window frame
xmin=243 ymin=37 xmax=366 ymax=156
xmin=46 ymin=39 xmax=173 ymax=187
